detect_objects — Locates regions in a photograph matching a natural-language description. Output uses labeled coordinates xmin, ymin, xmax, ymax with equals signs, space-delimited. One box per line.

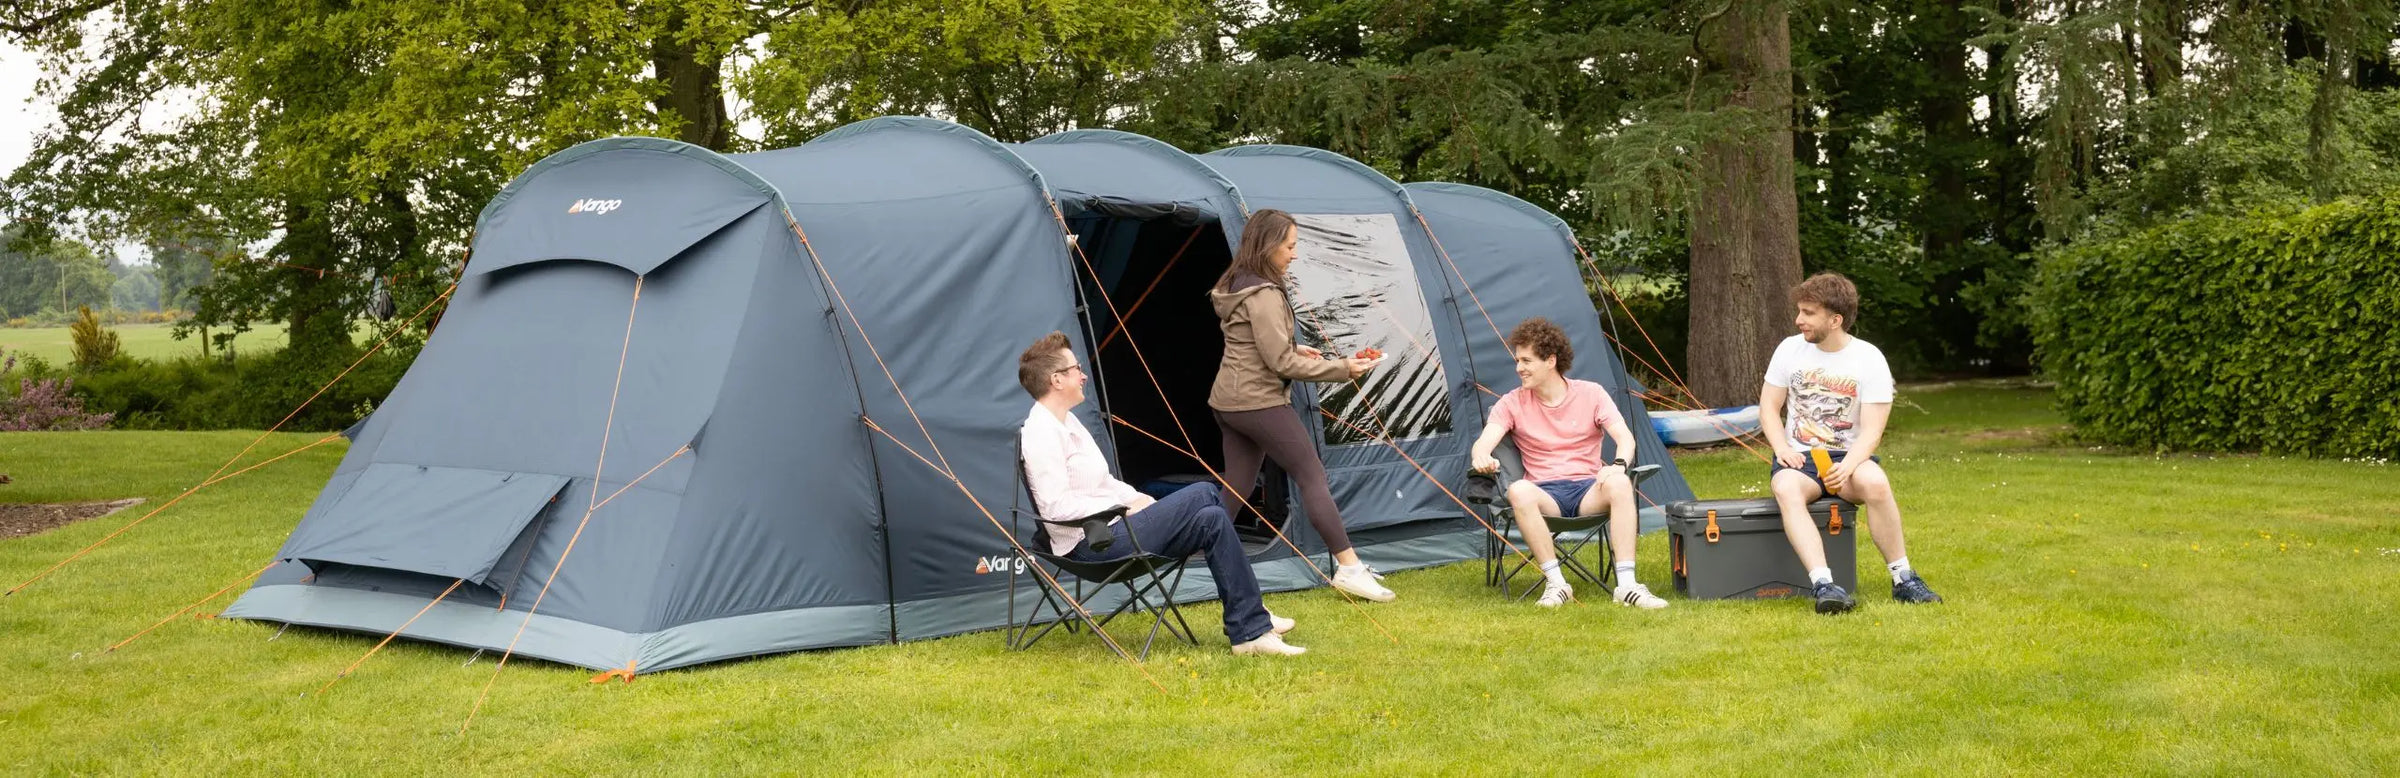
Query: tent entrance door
xmin=1071 ymin=216 xmax=1290 ymax=551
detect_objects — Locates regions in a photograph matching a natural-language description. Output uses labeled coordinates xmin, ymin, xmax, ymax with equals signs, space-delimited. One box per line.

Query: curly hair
xmin=1790 ymin=272 xmax=1860 ymax=329
xmin=1017 ymin=331 xmax=1074 ymax=399
xmin=1505 ymin=317 xmax=1573 ymax=374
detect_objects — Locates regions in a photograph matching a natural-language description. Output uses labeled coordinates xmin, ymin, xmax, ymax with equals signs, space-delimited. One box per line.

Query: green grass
xmin=3 ymin=382 xmax=2396 ymax=773
xmin=0 ymin=322 xmax=296 ymax=365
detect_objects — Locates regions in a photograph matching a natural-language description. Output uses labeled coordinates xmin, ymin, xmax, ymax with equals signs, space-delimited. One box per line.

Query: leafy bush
xmin=0 ymin=347 xmax=115 ymax=431
xmin=14 ymin=342 xmax=411 ymax=432
xmin=2030 ymin=196 xmax=2400 ymax=458
xmin=69 ymin=305 xmax=123 ymax=368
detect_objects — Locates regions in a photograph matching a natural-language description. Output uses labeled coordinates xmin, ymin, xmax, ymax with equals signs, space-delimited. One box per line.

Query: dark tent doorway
xmin=1066 ymin=213 xmax=1291 ymax=550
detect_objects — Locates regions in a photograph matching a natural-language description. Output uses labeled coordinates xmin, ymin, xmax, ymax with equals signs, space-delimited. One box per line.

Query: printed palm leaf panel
xmin=1285 ymin=213 xmax=1453 ymax=446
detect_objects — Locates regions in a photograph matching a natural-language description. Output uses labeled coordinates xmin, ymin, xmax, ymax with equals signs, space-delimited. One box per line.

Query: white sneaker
xmin=1231 ymin=631 xmax=1307 ymax=656
xmin=1269 ymin=612 xmax=1296 ymax=635
xmin=1614 ymin=582 xmax=1669 ymax=609
xmin=1536 ymin=580 xmax=1573 ymax=608
xmin=1330 ymin=565 xmax=1396 ymax=603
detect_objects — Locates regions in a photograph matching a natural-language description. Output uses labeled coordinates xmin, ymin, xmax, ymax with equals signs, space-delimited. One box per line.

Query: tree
xmin=744 ymin=0 xmax=1215 ymax=144
xmin=4 ymin=0 xmax=770 ymax=361
xmin=109 ymin=262 xmax=162 ymax=312
xmin=0 ymin=227 xmax=114 ymax=320
xmin=1686 ymin=0 xmax=1803 ymax=406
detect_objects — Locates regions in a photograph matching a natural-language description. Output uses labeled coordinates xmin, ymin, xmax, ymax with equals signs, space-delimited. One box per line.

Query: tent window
xmin=1287 ymin=213 xmax=1455 ymax=446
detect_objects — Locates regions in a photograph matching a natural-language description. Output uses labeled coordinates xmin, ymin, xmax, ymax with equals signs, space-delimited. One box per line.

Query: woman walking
xmin=1207 ymin=209 xmax=1395 ymax=602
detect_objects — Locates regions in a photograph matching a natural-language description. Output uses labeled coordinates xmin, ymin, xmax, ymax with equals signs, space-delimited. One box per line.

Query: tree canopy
xmin=4 ymin=0 xmax=2393 ymax=390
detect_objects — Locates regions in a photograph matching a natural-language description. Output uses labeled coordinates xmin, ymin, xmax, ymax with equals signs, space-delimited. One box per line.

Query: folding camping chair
xmin=1004 ymin=443 xmax=1198 ymax=659
xmin=1464 ymin=438 xmax=1662 ymax=600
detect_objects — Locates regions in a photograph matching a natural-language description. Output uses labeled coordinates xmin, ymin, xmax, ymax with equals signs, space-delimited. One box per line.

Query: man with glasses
xmin=1017 ymin=332 xmax=1303 ymax=656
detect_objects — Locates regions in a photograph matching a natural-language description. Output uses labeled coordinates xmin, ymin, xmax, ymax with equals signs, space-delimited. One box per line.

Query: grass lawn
xmin=0 ymin=322 xmax=296 ymax=365
xmin=1 ymin=382 xmax=2394 ymax=772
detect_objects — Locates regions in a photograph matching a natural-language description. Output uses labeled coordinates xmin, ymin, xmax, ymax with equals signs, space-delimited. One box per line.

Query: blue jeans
xmin=1068 ymin=482 xmax=1273 ymax=644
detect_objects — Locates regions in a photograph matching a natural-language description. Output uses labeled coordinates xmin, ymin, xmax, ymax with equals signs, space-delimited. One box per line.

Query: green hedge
xmin=14 ymin=347 xmax=410 ymax=432
xmin=2031 ymin=197 xmax=2400 ymax=457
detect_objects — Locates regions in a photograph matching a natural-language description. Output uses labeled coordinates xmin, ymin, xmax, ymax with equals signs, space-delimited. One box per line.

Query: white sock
xmin=1337 ymin=563 xmax=1365 ymax=576
xmin=1540 ymin=560 xmax=1565 ymax=586
xmin=1615 ymin=562 xmax=1638 ymax=588
xmin=1808 ymin=567 xmax=1834 ymax=586
xmin=1888 ymin=557 xmax=1913 ymax=581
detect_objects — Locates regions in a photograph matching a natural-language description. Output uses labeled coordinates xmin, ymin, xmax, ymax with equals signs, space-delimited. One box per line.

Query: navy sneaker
xmin=1892 ymin=573 xmax=1944 ymax=604
xmin=1812 ymin=582 xmax=1856 ymax=614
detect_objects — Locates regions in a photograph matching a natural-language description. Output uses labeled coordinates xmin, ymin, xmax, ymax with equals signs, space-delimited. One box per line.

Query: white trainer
xmin=1270 ymin=612 xmax=1296 ymax=635
xmin=1614 ymin=582 xmax=1669 ymax=609
xmin=1231 ymin=631 xmax=1307 ymax=656
xmin=1536 ymin=580 xmax=1573 ymax=608
xmin=1330 ymin=565 xmax=1396 ymax=603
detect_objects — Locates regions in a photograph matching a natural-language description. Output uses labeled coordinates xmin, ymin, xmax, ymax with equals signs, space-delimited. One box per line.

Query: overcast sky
xmin=1 ymin=41 xmax=48 ymax=194
xmin=2 ymin=38 xmax=52 ymax=191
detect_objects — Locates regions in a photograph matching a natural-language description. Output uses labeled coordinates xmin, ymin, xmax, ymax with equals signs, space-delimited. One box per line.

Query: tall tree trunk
xmin=652 ymin=9 xmax=730 ymax=151
xmin=1918 ymin=0 xmax=1976 ymax=364
xmin=281 ymin=200 xmax=354 ymax=357
xmin=1688 ymin=0 xmax=1803 ymax=407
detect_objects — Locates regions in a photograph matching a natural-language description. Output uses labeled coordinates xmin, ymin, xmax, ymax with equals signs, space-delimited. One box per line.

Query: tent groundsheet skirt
xmin=225 ymin=582 xmax=891 ymax=673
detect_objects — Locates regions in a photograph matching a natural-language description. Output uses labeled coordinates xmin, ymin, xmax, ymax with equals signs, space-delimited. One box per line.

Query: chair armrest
xmin=1464 ymin=470 xmax=1503 ymax=505
xmin=1629 ymin=463 xmax=1662 ymax=487
xmin=1031 ymin=505 xmax=1129 ymax=554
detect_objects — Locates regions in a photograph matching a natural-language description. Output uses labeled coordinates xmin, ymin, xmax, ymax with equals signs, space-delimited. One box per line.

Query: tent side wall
xmin=1200 ymin=147 xmax=1486 ymax=577
xmin=228 ymin=139 xmax=888 ymax=672
xmin=1403 ymin=182 xmax=1696 ymax=522
xmin=634 ymin=212 xmax=895 ymax=668
xmin=736 ymin=117 xmax=1105 ymax=642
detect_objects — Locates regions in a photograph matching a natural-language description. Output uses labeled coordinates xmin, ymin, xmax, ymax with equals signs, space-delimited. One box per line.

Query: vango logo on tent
xmin=974 ymin=555 xmax=1026 ymax=575
xmin=566 ymin=198 xmax=624 ymax=215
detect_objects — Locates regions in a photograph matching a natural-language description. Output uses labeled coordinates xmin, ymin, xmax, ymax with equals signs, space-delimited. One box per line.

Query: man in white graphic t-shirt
xmin=1759 ymin=272 xmax=1944 ymax=614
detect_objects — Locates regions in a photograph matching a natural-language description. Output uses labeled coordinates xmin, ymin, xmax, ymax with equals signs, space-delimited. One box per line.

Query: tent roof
xmin=1016 ymin=129 xmax=1247 ymax=225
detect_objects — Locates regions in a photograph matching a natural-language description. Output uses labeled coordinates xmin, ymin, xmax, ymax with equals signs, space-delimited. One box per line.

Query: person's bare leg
xmin=1846 ymin=461 xmax=1907 ymax=564
xmin=1772 ymin=469 xmax=1828 ymax=571
xmin=1505 ymin=481 xmax=1564 ymax=565
xmin=1593 ymin=472 xmax=1666 ymax=607
xmin=1593 ymin=470 xmax=1637 ymax=569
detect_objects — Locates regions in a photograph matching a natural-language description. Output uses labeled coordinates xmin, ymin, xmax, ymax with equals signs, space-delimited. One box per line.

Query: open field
xmin=0 ymin=322 xmax=294 ymax=365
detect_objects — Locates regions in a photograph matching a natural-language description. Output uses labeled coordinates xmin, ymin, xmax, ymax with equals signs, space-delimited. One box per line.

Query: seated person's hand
xmin=1123 ymin=493 xmax=1157 ymax=514
xmin=1344 ymin=357 xmax=1379 ymax=379
xmin=1294 ymin=344 xmax=1324 ymax=359
xmin=1471 ymin=453 xmax=1500 ymax=474
xmin=1821 ymin=459 xmax=1858 ymax=494
xmin=1774 ymin=448 xmax=1805 ymax=469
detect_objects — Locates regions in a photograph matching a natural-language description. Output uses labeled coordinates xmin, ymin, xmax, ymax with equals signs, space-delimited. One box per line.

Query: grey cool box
xmin=1664 ymin=498 xmax=1858 ymax=600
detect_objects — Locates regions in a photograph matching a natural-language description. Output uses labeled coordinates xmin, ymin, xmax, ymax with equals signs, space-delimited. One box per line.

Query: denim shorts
xmin=1768 ymin=449 xmax=1882 ymax=492
xmin=1535 ymin=478 xmax=1597 ymax=517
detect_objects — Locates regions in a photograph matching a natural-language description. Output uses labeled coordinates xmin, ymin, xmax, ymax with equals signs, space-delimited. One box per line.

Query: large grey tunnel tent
xmin=224 ymin=117 xmax=1696 ymax=672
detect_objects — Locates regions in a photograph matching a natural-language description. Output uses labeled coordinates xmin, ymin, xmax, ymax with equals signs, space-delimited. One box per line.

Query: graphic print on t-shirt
xmin=1789 ymin=368 xmax=1860 ymax=449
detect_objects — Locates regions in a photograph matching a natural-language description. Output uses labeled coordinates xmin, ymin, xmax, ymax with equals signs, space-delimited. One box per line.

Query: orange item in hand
xmin=1355 ymin=347 xmax=1384 ymax=360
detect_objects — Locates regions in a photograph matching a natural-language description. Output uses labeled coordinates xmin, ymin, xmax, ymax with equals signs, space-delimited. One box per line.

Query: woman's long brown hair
xmin=1216 ymin=209 xmax=1297 ymax=292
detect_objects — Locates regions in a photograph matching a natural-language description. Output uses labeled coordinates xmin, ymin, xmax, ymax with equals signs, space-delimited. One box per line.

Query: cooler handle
xmin=1704 ymin=509 xmax=1720 ymax=543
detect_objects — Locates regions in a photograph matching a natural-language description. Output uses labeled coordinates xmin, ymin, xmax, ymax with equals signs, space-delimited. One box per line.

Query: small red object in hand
xmin=1355 ymin=347 xmax=1384 ymax=360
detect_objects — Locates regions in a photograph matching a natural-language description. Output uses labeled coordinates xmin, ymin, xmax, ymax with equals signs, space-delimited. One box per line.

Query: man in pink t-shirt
xmin=1468 ymin=318 xmax=1668 ymax=609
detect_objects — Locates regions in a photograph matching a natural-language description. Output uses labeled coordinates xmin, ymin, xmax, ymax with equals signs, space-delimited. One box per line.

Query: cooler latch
xmin=1704 ymin=509 xmax=1720 ymax=543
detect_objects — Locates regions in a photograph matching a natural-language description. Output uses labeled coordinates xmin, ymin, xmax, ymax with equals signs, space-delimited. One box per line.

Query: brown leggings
xmin=1215 ymin=406 xmax=1354 ymax=555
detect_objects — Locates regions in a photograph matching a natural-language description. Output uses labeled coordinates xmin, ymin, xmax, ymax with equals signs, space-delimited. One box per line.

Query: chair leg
xmin=1121 ymin=565 xmax=1198 ymax=660
xmin=1013 ymin=578 xmax=1076 ymax=652
xmin=1158 ymin=562 xmax=1195 ymax=645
